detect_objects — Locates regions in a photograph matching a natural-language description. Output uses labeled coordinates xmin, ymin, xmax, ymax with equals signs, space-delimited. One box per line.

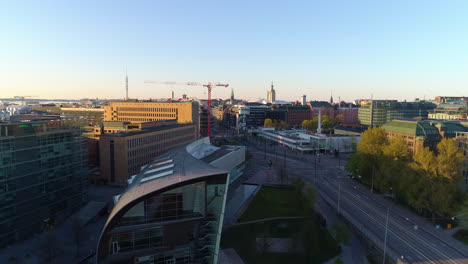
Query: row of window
xmin=127 ymin=127 xmax=194 ymax=149
xmin=114 ymin=112 xmax=177 ymax=118
xmin=115 ymin=107 xmax=178 ymax=112
xmin=127 ymin=135 xmax=194 ymax=174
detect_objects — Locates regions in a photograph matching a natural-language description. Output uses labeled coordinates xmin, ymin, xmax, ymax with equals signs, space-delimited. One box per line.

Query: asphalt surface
xmin=226 ymin=131 xmax=468 ymax=264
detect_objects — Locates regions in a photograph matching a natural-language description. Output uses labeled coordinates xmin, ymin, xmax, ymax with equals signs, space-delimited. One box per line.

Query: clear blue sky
xmin=1 ymin=0 xmax=468 ymax=102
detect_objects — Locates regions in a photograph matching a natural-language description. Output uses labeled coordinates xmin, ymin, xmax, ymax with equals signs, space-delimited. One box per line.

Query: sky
xmin=1 ymin=0 xmax=468 ymax=102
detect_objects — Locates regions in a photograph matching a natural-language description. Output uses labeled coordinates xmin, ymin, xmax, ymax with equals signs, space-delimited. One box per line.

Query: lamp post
xmin=383 ymin=207 xmax=390 ymax=264
xmin=283 ymin=148 xmax=286 ymax=169
xmin=337 ymin=180 xmax=342 ymax=215
xmin=314 ymin=154 xmax=317 ymax=185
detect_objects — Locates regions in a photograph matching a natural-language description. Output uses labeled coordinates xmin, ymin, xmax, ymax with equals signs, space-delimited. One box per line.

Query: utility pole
xmin=383 ymin=207 xmax=389 ymax=264
xmin=371 ymin=164 xmax=375 ymax=193
xmin=337 ymin=180 xmax=341 ymax=215
xmin=314 ymin=155 xmax=317 ymax=185
xmin=283 ymin=148 xmax=286 ymax=168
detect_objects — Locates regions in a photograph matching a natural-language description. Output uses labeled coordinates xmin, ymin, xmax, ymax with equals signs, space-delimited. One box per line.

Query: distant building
xmin=5 ymin=105 xmax=32 ymax=116
xmin=337 ymin=106 xmax=359 ymax=125
xmin=308 ymin=101 xmax=336 ymax=120
xmin=382 ymin=119 xmax=467 ymax=153
xmin=266 ymin=107 xmax=287 ymax=123
xmin=228 ymin=103 xmax=270 ymax=128
xmin=435 ymin=96 xmax=468 ymax=104
xmin=199 ymin=106 xmax=215 ymax=137
xmin=258 ymin=127 xmax=360 ymax=153
xmin=0 ymin=110 xmax=10 ymax=121
xmin=104 ymin=101 xmax=200 ymax=137
xmin=97 ymin=138 xmax=244 ymax=264
xmin=61 ymin=107 xmax=104 ymax=127
xmin=0 ymin=121 xmax=87 ymax=247
xmin=301 ymin=95 xmax=307 ymax=106
xmin=456 ymin=132 xmax=468 ymax=184
xmin=428 ymin=113 xmax=466 ymax=120
xmin=286 ymin=106 xmax=312 ymax=127
xmin=358 ymin=100 xmax=436 ymax=127
xmin=99 ymin=121 xmax=197 ymax=185
xmin=267 ymin=82 xmax=276 ymax=103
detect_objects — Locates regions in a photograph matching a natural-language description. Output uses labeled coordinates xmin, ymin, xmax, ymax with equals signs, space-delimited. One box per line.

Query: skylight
xmin=140 ymin=170 xmax=174 ymax=183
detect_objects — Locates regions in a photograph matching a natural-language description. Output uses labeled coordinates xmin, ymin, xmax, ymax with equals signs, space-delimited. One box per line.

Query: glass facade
xmin=0 ymin=122 xmax=87 ymax=247
xmin=100 ymin=177 xmax=228 ymax=264
xmin=117 ymin=182 xmax=206 ymax=227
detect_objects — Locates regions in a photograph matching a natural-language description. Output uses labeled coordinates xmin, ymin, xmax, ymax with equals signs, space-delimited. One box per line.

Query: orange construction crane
xmin=144 ymin=80 xmax=229 ymax=137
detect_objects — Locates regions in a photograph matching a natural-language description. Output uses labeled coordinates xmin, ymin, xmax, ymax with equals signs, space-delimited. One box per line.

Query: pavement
xmin=238 ymin=135 xmax=468 ymax=264
xmin=236 ymin=136 xmax=369 ymax=264
xmin=0 ymin=185 xmax=124 ymax=264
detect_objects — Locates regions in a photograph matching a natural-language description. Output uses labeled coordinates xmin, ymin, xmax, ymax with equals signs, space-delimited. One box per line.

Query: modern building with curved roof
xmin=97 ymin=138 xmax=232 ymax=264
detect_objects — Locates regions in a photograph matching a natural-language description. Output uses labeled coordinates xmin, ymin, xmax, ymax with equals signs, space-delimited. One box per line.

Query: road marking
xmin=320 ymin=179 xmax=462 ymax=264
xmin=319 ymin=180 xmax=447 ymax=264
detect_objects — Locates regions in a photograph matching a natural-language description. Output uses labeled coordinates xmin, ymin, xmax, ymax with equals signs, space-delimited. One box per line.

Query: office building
xmin=199 ymin=106 xmax=215 ymax=137
xmin=99 ymin=121 xmax=197 ymax=185
xmin=104 ymin=101 xmax=199 ymax=137
xmin=382 ymin=119 xmax=467 ymax=153
xmin=286 ymin=106 xmax=312 ymax=127
xmin=358 ymin=100 xmax=436 ymax=127
xmin=308 ymin=101 xmax=336 ymax=120
xmin=97 ymin=138 xmax=239 ymax=264
xmin=456 ymin=132 xmax=468 ymax=184
xmin=0 ymin=121 xmax=87 ymax=247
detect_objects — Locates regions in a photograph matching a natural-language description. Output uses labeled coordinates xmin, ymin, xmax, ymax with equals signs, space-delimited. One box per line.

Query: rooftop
xmin=100 ymin=122 xmax=192 ymax=137
xmin=201 ymin=145 xmax=242 ymax=163
xmin=108 ymin=138 xmax=228 ymax=227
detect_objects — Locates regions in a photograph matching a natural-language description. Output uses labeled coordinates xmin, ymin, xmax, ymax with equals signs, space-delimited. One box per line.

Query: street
xmin=231 ymin=132 xmax=468 ymax=264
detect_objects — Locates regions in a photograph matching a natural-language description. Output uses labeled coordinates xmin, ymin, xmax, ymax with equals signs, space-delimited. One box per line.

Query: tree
xmin=347 ymin=127 xmax=388 ymax=187
xmin=302 ymin=120 xmax=317 ymax=131
xmin=264 ymin=118 xmax=273 ymax=127
xmin=330 ymin=221 xmax=349 ymax=251
xmin=408 ymin=141 xmax=466 ymax=221
xmin=279 ymin=121 xmax=289 ymax=129
xmin=379 ymin=136 xmax=411 ymax=193
xmin=333 ymin=114 xmax=344 ymax=127
xmin=436 ymin=138 xmax=465 ymax=180
xmin=334 ymin=257 xmax=344 ymax=264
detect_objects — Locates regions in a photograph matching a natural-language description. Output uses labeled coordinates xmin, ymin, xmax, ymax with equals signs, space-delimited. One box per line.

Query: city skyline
xmin=2 ymin=0 xmax=468 ymax=101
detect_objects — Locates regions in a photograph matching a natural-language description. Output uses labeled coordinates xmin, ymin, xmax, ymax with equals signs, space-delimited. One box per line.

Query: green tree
xmin=353 ymin=127 xmax=388 ymax=187
xmin=330 ymin=221 xmax=349 ymax=251
xmin=379 ymin=136 xmax=411 ymax=193
xmin=408 ymin=142 xmax=466 ymax=221
xmin=302 ymin=119 xmax=318 ymax=131
xmin=264 ymin=118 xmax=273 ymax=127
xmin=334 ymin=257 xmax=344 ymax=264
xmin=436 ymin=138 xmax=465 ymax=180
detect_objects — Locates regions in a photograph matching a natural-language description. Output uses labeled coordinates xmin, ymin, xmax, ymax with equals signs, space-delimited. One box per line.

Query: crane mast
xmin=144 ymin=80 xmax=229 ymax=137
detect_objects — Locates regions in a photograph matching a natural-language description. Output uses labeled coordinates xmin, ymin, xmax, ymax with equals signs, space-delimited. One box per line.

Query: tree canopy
xmin=346 ymin=127 xmax=466 ymax=221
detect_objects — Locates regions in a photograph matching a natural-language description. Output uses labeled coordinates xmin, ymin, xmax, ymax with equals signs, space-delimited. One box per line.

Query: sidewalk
xmin=315 ymin=196 xmax=369 ymax=264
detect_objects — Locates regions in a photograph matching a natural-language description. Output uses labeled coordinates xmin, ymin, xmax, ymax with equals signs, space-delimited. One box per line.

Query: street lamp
xmin=383 ymin=207 xmax=390 ymax=264
xmin=337 ymin=179 xmax=342 ymax=215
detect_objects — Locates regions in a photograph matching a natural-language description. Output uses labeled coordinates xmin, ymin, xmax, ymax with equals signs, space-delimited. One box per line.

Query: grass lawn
xmin=221 ymin=219 xmax=339 ymax=264
xmin=239 ymin=186 xmax=311 ymax=222
xmin=222 ymin=186 xmax=339 ymax=264
xmin=453 ymin=229 xmax=468 ymax=245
